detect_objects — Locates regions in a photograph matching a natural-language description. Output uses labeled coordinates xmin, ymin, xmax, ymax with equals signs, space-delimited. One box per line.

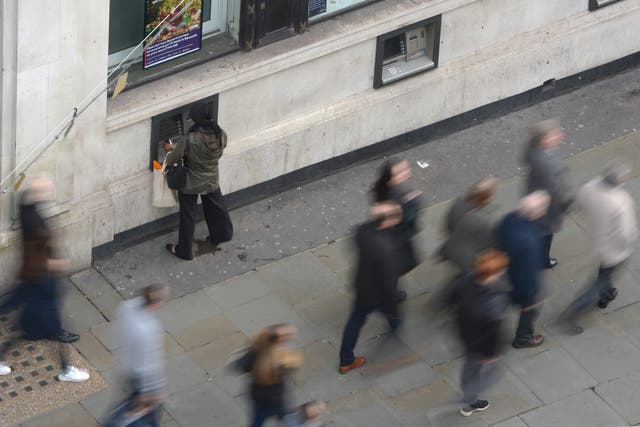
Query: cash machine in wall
xmin=373 ymin=15 xmax=441 ymax=89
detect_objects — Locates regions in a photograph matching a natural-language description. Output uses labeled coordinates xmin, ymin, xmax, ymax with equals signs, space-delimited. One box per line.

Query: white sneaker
xmin=58 ymin=365 xmax=90 ymax=382
xmin=0 ymin=362 xmax=11 ymax=375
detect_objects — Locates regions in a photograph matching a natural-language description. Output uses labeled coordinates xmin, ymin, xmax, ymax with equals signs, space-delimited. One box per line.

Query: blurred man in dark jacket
xmin=448 ymin=250 xmax=509 ymax=417
xmin=338 ymin=202 xmax=403 ymax=374
xmin=499 ymin=191 xmax=550 ymax=348
xmin=523 ymin=119 xmax=572 ymax=269
xmin=441 ymin=177 xmax=500 ymax=273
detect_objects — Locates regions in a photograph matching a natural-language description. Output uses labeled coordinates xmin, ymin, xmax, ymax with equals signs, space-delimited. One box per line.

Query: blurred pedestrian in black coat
xmin=338 ymin=202 xmax=404 ymax=374
xmin=523 ymin=119 xmax=573 ymax=269
xmin=372 ymin=158 xmax=422 ymax=277
xmin=441 ymin=177 xmax=499 ymax=273
xmin=447 ymin=249 xmax=509 ymax=417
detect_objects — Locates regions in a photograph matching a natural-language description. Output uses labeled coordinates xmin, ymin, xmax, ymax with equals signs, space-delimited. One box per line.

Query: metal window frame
xmin=373 ymin=15 xmax=442 ymax=89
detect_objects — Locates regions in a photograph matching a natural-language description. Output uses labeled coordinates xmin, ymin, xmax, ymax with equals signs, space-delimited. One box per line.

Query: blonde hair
xmin=251 ymin=325 xmax=302 ymax=386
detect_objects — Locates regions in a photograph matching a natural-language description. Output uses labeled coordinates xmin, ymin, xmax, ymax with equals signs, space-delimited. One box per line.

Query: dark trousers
xmin=541 ymin=234 xmax=554 ymax=267
xmin=564 ymin=264 xmax=619 ymax=324
xmin=461 ymin=355 xmax=503 ymax=404
xmin=249 ymin=400 xmax=287 ymax=427
xmin=177 ymin=189 xmax=233 ymax=259
xmin=514 ymin=307 xmax=539 ymax=344
xmin=339 ymin=304 xmax=401 ymax=366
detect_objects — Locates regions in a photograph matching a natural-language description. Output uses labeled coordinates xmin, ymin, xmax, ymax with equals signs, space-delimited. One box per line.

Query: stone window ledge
xmin=106 ymin=0 xmax=473 ymax=133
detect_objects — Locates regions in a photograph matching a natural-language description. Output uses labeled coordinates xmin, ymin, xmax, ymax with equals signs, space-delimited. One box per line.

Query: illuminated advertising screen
xmin=144 ymin=0 xmax=203 ymax=68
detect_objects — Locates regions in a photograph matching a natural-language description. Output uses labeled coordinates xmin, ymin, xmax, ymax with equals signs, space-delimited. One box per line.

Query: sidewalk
xmin=5 ymin=129 xmax=640 ymax=426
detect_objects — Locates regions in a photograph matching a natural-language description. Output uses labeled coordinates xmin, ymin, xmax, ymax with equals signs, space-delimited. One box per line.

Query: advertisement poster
xmin=308 ymin=0 xmax=327 ymax=18
xmin=144 ymin=0 xmax=203 ymax=69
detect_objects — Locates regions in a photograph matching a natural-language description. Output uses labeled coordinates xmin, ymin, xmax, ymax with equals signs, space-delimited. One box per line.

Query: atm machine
xmin=374 ymin=16 xmax=441 ymax=88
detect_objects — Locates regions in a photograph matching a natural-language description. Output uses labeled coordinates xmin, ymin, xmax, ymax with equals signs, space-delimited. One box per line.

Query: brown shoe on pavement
xmin=512 ymin=334 xmax=544 ymax=349
xmin=339 ymin=356 xmax=366 ymax=374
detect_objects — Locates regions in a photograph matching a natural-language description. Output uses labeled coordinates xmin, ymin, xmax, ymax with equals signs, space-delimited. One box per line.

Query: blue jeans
xmin=249 ymin=400 xmax=287 ymax=427
xmin=339 ymin=304 xmax=401 ymax=366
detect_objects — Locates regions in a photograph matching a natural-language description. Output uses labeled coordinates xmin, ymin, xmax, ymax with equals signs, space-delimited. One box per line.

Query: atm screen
xmin=383 ymin=34 xmax=406 ymax=62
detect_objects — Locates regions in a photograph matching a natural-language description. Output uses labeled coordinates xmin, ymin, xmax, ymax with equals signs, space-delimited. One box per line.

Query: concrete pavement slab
xmin=20 ymin=402 xmax=98 ymax=427
xmin=255 ymin=253 xmax=345 ymax=306
xmin=226 ymin=294 xmax=318 ymax=345
xmin=490 ymin=417 xmax=528 ymax=427
xmin=294 ymin=290 xmax=352 ymax=342
xmin=188 ymin=331 xmax=248 ymax=373
xmin=313 ymin=238 xmax=356 ymax=273
xmin=605 ymin=301 xmax=640 ymax=349
xmin=69 ymin=269 xmax=123 ymax=321
xmin=519 ymin=390 xmax=626 ymax=427
xmin=425 ymin=405 xmax=490 ymax=427
xmin=79 ymin=368 xmax=127 ymax=424
xmin=356 ymin=335 xmax=437 ymax=397
xmin=550 ymin=315 xmax=640 ymax=382
xmin=435 ymin=358 xmax=542 ymax=425
xmin=204 ymin=272 xmax=270 ymax=310
xmin=164 ymin=380 xmax=245 ymax=427
xmin=164 ymin=354 xmax=209 ymax=395
xmin=90 ymin=322 xmax=118 ymax=352
xmin=595 ymin=370 xmax=640 ymax=425
xmin=60 ymin=279 xmax=106 ymax=333
xmin=95 ymin=233 xmax=232 ymax=300
xmin=507 ymin=347 xmax=597 ymax=404
xmin=565 ymin=132 xmax=640 ymax=187
xmin=156 ymin=289 xmax=221 ymax=335
xmin=387 ymin=376 xmax=458 ymax=413
xmin=74 ymin=331 xmax=114 ymax=371
xmin=332 ymin=402 xmax=406 ymax=427
xmin=172 ymin=314 xmax=238 ymax=350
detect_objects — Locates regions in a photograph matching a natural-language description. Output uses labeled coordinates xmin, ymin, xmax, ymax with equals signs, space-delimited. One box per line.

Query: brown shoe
xmin=339 ymin=356 xmax=366 ymax=374
xmin=512 ymin=334 xmax=544 ymax=349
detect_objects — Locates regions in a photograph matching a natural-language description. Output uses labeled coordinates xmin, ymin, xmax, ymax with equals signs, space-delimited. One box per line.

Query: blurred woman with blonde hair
xmin=238 ymin=324 xmax=303 ymax=427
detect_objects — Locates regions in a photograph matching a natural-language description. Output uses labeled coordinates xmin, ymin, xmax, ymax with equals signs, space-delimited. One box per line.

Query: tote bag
xmin=152 ymin=159 xmax=177 ymax=208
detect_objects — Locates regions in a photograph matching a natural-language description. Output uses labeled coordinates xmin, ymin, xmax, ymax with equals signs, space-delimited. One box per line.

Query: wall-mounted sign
xmin=309 ymin=0 xmax=328 ymax=18
xmin=143 ymin=0 xmax=203 ymax=69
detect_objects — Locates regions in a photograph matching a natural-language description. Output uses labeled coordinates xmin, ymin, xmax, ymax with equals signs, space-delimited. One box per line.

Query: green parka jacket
xmin=165 ymin=128 xmax=227 ymax=195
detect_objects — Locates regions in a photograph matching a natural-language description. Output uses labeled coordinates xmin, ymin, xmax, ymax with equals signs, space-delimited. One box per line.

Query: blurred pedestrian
xmin=164 ymin=102 xmax=233 ymax=260
xmin=441 ymin=177 xmax=500 ymax=272
xmin=498 ymin=191 xmax=550 ymax=348
xmin=447 ymin=250 xmax=509 ymax=417
xmin=0 ymin=179 xmax=88 ymax=382
xmin=236 ymin=324 xmax=302 ymax=427
xmin=282 ymin=400 xmax=327 ymax=427
xmin=110 ymin=285 xmax=170 ymax=426
xmin=338 ymin=202 xmax=404 ymax=374
xmin=561 ymin=160 xmax=637 ymax=333
xmin=372 ymin=158 xmax=423 ymax=281
xmin=523 ymin=119 xmax=573 ymax=269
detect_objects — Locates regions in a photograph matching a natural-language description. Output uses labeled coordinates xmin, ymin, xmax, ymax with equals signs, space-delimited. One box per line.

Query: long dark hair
xmin=188 ymin=102 xmax=221 ymax=139
xmin=372 ymin=157 xmax=404 ymax=203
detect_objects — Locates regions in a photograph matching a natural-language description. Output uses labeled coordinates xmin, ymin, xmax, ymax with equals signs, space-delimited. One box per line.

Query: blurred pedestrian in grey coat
xmin=441 ymin=177 xmax=499 ymax=272
xmin=561 ymin=160 xmax=637 ymax=334
xmin=523 ymin=119 xmax=573 ymax=269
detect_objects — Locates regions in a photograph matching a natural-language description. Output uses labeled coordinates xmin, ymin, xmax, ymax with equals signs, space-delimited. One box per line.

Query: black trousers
xmin=564 ymin=264 xmax=619 ymax=325
xmin=176 ymin=189 xmax=233 ymax=259
xmin=339 ymin=304 xmax=402 ymax=366
xmin=541 ymin=234 xmax=554 ymax=267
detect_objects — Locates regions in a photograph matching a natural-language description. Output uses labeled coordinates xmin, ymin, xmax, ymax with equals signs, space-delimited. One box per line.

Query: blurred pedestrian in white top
xmin=561 ymin=160 xmax=637 ymax=333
